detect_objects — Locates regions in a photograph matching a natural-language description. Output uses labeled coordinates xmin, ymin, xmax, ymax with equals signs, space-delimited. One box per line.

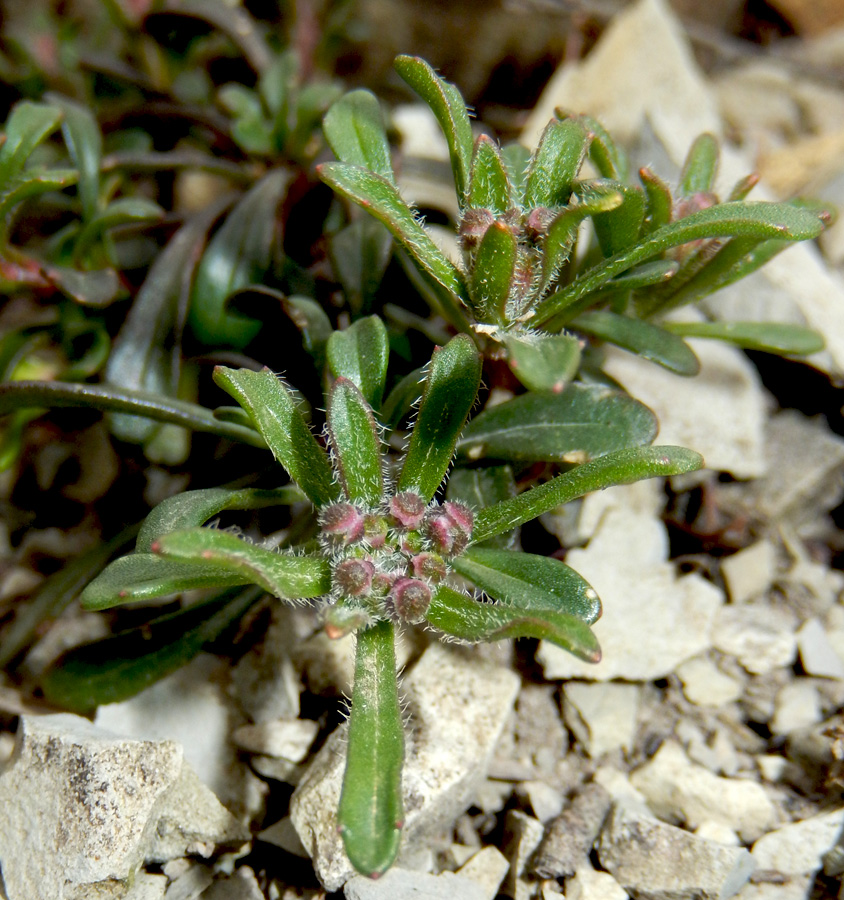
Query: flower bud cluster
xmin=319 ymin=493 xmax=473 ymax=634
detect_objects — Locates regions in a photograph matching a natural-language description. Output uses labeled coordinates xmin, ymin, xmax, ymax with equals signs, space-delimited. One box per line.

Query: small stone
xmin=563 ymin=681 xmax=640 ymax=758
xmin=289 ymin=644 xmax=520 ymax=891
xmin=343 ymin=868 xmax=488 ymax=900
xmin=566 ymin=862 xmax=628 ymax=900
xmin=521 ymin=781 xmax=565 ymax=824
xmin=630 ymin=741 xmax=777 ymax=843
xmin=162 ymin=864 xmax=213 ymax=900
xmin=201 ymin=868 xmax=265 ymax=899
xmin=493 ymin=685 xmax=568 ymax=779
xmin=721 ymin=542 xmax=777 ymax=604
xmin=695 ymin=822 xmax=741 ymax=846
xmin=457 ymin=846 xmax=511 ymax=900
xmin=126 ymin=873 xmax=168 ymax=900
xmin=771 ymin=680 xmax=822 ymax=736
xmin=597 ymin=802 xmax=756 ymax=900
xmin=232 ymin=719 xmax=319 ymax=762
xmin=676 ymin=656 xmax=745 ymax=707
xmin=250 ymin=755 xmax=303 ymax=785
xmin=751 ymin=808 xmax=844 ymax=876
xmin=797 ymin=618 xmax=844 ymax=680
xmin=756 ymin=755 xmax=788 ymax=783
xmin=712 ymin=604 xmax=798 ymax=675
xmin=731 ymin=876 xmax=814 ymax=900
xmin=503 ymin=811 xmax=544 ymax=892
xmin=257 ymin=817 xmax=309 ymax=857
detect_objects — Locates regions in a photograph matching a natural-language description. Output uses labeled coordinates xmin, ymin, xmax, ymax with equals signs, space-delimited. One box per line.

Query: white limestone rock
xmin=538 ymin=510 xmax=724 ymax=681
xmin=750 ymin=808 xmax=844 ymax=876
xmin=676 ymin=656 xmax=745 ymax=707
xmin=456 ymin=846 xmax=511 ymax=900
xmin=712 ymin=604 xmax=798 ymax=675
xmin=343 ymin=868 xmax=488 ymax=900
xmin=231 ymin=718 xmax=318 ymax=762
xmin=630 ymin=741 xmax=777 ymax=843
xmin=721 ymin=542 xmax=778 ymax=605
xmin=563 ymin=681 xmax=640 ymax=758
xmin=597 ymin=802 xmax=756 ymax=900
xmin=796 ymin=619 xmax=844 ymax=680
xmin=566 ymin=862 xmax=629 ymax=900
xmin=770 ymin=680 xmax=822 ymax=736
xmin=289 ymin=644 xmax=520 ymax=891
xmin=503 ymin=810 xmax=544 ymax=895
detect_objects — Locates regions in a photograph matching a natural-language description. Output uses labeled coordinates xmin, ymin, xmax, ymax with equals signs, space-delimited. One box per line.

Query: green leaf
xmin=381 ymin=366 xmax=425 ymax=431
xmin=51 ymin=95 xmax=102 ymax=222
xmin=39 ymin=263 xmax=120 ymax=307
xmin=0 ymin=168 xmax=79 ymax=224
xmin=394 ymin=55 xmax=473 ymax=204
xmin=446 ymin=465 xmax=516 ymax=548
xmin=469 ymin=220 xmax=516 ymax=324
xmin=328 ymin=217 xmax=393 ymax=315
xmin=42 ymin=587 xmax=262 ymax=714
xmin=455 ymin=547 xmax=601 ymax=623
xmin=592 ymin=181 xmax=645 ymax=257
xmin=0 ymin=101 xmax=63 ymax=185
xmin=0 ymin=380 xmax=266 ymax=447
xmin=339 ymin=620 xmax=404 ymax=878
xmin=426 ymin=585 xmax=601 ymax=662
xmin=398 ymin=335 xmax=482 ymax=501
xmin=219 ymin=84 xmax=274 ymax=155
xmin=324 ymin=89 xmax=394 ymax=182
xmin=679 ymin=133 xmax=719 ymax=196
xmin=327 ymin=315 xmax=389 ymax=409
xmin=503 ymin=331 xmax=582 ymax=393
xmin=457 ymin=383 xmax=657 ymax=464
xmin=75 ymin=197 xmax=164 ymax=260
xmin=524 ymin=118 xmax=589 ymax=209
xmin=534 ymin=201 xmax=826 ymax=325
xmin=639 ymin=167 xmax=673 ymax=234
xmin=81 ymin=553 xmax=247 ymax=610
xmin=137 ymin=485 xmax=302 ymax=553
xmin=468 ymin=135 xmax=511 ymax=214
xmin=213 ymin=366 xmax=339 ymax=507
xmin=151 ymin=528 xmax=330 ymax=601
xmin=576 ymin=114 xmax=627 ymax=181
xmin=662 ymin=320 xmax=824 ymax=356
xmin=318 ymin=162 xmax=469 ymax=311
xmin=600 ymin=260 xmax=678 ymax=292
xmin=573 ymin=309 xmax=700 ymax=375
xmin=501 ymin=143 xmax=531 ymax=206
xmin=473 ymin=445 xmax=704 ymax=543
xmin=188 ymin=169 xmax=290 ymax=348
xmin=327 ymin=378 xmax=384 ymax=505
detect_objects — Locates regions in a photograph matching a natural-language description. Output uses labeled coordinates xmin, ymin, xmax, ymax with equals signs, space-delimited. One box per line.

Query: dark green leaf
xmin=524 ymin=118 xmax=588 ymax=209
xmin=457 ymin=383 xmax=657 ymax=464
xmin=679 ymin=133 xmax=719 ymax=196
xmin=327 ymin=378 xmax=384 ymax=505
xmin=327 ymin=315 xmax=389 ymax=409
xmin=469 ymin=220 xmax=516 ymax=324
xmin=41 ymin=264 xmax=120 ymax=307
xmin=501 ymin=143 xmax=531 ymax=206
xmin=662 ymin=320 xmax=824 ymax=356
xmin=503 ymin=331 xmax=582 ymax=393
xmin=573 ymin=309 xmax=700 ymax=375
xmin=75 ymin=197 xmax=164 ymax=259
xmin=324 ymin=89 xmax=394 ymax=182
xmin=381 ymin=366 xmax=425 ymax=431
xmin=453 ymin=546 xmax=601 ymax=623
xmin=0 ymin=102 xmax=63 ymax=184
xmin=50 ymin=96 xmax=102 ymax=222
xmin=592 ymin=181 xmax=645 ymax=256
xmin=0 ymin=168 xmax=79 ymax=224
xmin=328 ymin=217 xmax=393 ymax=315
xmin=213 ymin=366 xmax=338 ymax=507
xmin=473 ymin=445 xmax=704 ymax=542
xmin=576 ymin=114 xmax=627 ymax=181
xmin=639 ymin=167 xmax=673 ymax=234
xmin=468 ymin=135 xmax=511 ymax=214
xmin=339 ymin=620 xmax=404 ymax=878
xmin=398 ymin=335 xmax=482 ymax=501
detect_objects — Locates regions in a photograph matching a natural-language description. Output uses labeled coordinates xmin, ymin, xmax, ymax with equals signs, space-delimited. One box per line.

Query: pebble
xmin=751 ymin=808 xmax=844 ymax=876
xmin=676 ymin=656 xmax=745 ymax=707
xmin=563 ymin=681 xmax=640 ymax=758
xmin=597 ymin=801 xmax=756 ymax=900
xmin=796 ymin=618 xmax=844 ymax=680
xmin=343 ymin=868 xmax=488 ymax=900
xmin=539 ymin=510 xmax=724 ymax=681
xmin=770 ymin=680 xmax=822 ymax=736
xmin=289 ymin=644 xmax=520 ymax=892
xmin=630 ymin=741 xmax=777 ymax=843
xmin=502 ymin=810 xmax=544 ymax=894
xmin=712 ymin=604 xmax=798 ymax=675
xmin=565 ymin=862 xmax=629 ymax=900
xmin=231 ymin=718 xmax=319 ymax=762
xmin=456 ymin=846 xmax=511 ymax=900
xmin=520 ymin=781 xmax=565 ymax=824
xmin=201 ymin=868 xmax=265 ymax=900
xmin=720 ymin=542 xmax=777 ymax=605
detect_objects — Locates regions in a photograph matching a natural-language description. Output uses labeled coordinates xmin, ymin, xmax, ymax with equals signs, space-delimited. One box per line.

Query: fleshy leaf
xmin=328 ymin=217 xmax=393 ymax=315
xmin=524 ymin=118 xmax=589 ymax=209
xmin=454 ymin=547 xmax=601 ymax=623
xmin=75 ymin=197 xmax=164 ymax=259
xmin=469 ymin=220 xmax=516 ymax=324
xmin=573 ymin=309 xmax=700 ymax=375
xmin=0 ymin=168 xmax=79 ymax=225
xmin=468 ymin=135 xmax=511 ymax=214
xmin=339 ymin=620 xmax=404 ymax=878
xmin=398 ymin=335 xmax=482 ymax=501
xmin=0 ymin=101 xmax=63 ymax=185
xmin=639 ymin=167 xmax=673 ymax=234
xmin=324 ymin=89 xmax=394 ymax=182
xmin=662 ymin=320 xmax=824 ymax=356
xmin=327 ymin=378 xmax=384 ymax=506
xmin=327 ymin=315 xmax=389 ymax=409
xmin=152 ymin=528 xmax=330 ymax=601
xmin=394 ymin=55 xmax=473 ymax=204
xmin=591 ymin=181 xmax=645 ymax=257
xmin=575 ymin=113 xmax=627 ymax=181
xmin=473 ymin=445 xmax=704 ymax=543
xmin=679 ymin=133 xmax=719 ymax=196
xmin=504 ymin=331 xmax=582 ymax=393
xmin=426 ymin=585 xmax=600 ymax=662
xmin=501 ymin=143 xmax=531 ymax=206
xmin=213 ymin=366 xmax=338 ymax=507
xmin=42 ymin=587 xmax=261 ymax=713
xmin=457 ymin=383 xmax=657 ymax=464
xmin=51 ymin=95 xmax=102 ymax=222
xmin=188 ymin=168 xmax=290 ymax=347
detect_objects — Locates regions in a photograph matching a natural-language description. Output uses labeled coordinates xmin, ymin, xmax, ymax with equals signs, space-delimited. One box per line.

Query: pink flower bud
xmin=320 ymin=502 xmax=365 ymax=545
xmin=387 ymin=576 xmax=432 ymax=624
xmin=411 ymin=552 xmax=447 ymax=582
xmin=389 ymin=492 xmax=427 ymax=531
xmin=333 ymin=558 xmax=374 ymax=596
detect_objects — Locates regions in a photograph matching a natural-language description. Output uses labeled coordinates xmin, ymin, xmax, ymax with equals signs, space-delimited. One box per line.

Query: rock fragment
xmin=676 ymin=656 xmax=745 ymax=707
xmin=502 ymin=811 xmax=544 ymax=895
xmin=563 ymin=681 xmax=640 ymax=758
xmin=289 ymin=644 xmax=520 ymax=891
xmin=343 ymin=868 xmax=488 ymax=900
xmin=456 ymin=846 xmax=511 ymax=900
xmin=231 ymin=718 xmax=318 ymax=762
xmin=770 ymin=680 xmax=822 ymax=736
xmin=796 ymin=618 xmax=844 ymax=680
xmin=751 ymin=808 xmax=844 ymax=877
xmin=565 ymin=863 xmax=628 ymax=900
xmin=720 ymin=542 xmax=777 ymax=605
xmin=712 ymin=604 xmax=797 ymax=675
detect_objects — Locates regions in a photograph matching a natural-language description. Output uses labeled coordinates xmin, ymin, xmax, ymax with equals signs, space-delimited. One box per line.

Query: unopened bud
xmin=424 ymin=502 xmax=473 ymax=556
xmin=334 ymin=558 xmax=374 ymax=596
xmin=387 ymin=576 xmax=432 ymax=624
xmin=320 ymin=502 xmax=365 ymax=545
xmin=389 ymin=492 xmax=427 ymax=530
xmin=411 ymin=552 xmax=447 ymax=582
xmin=324 ymin=603 xmax=370 ymax=639
xmin=363 ymin=513 xmax=388 ymax=549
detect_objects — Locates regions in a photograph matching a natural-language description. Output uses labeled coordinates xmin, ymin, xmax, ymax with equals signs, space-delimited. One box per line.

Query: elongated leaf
xmin=137 ymin=485 xmax=302 ymax=553
xmin=213 ymin=367 xmax=338 ymax=507
xmin=639 ymin=167 xmax=673 ymax=235
xmin=152 ymin=528 xmax=330 ymax=601
xmin=501 ymin=143 xmax=531 ymax=206
xmin=457 ymin=383 xmax=656 ymax=464
xmin=447 ymin=465 xmax=516 ymax=548
xmin=324 ymin=89 xmax=394 ymax=182
xmin=679 ymin=133 xmax=719 ymax=196
xmin=600 ymin=260 xmax=678 ymax=291
xmin=0 ymin=380 xmax=266 ymax=447
xmin=426 ymin=585 xmax=600 ymax=662
xmin=504 ymin=331 xmax=581 ymax=393
xmin=0 ymin=168 xmax=79 ymax=224
xmin=573 ymin=309 xmax=700 ymax=375
xmin=592 ymin=181 xmax=644 ymax=257
xmin=394 ymin=55 xmax=473 ymax=204
xmin=318 ymin=162 xmax=469 ymax=310
xmin=51 ymin=96 xmax=102 ymax=222
xmin=662 ymin=320 xmax=824 ymax=356
xmin=468 ymin=135 xmax=511 ymax=214
xmin=524 ymin=118 xmax=589 ymax=209
xmin=576 ymin=114 xmax=627 ymax=181
xmin=473 ymin=445 xmax=704 ymax=543
xmin=327 ymin=315 xmax=389 ymax=409
xmin=398 ymin=335 xmax=482 ymax=501
xmin=339 ymin=620 xmax=404 ymax=878
xmin=42 ymin=587 xmax=262 ymax=713
xmin=0 ymin=102 xmax=63 ymax=185
xmin=328 ymin=217 xmax=393 ymax=315
xmin=534 ymin=201 xmax=826 ymax=325
xmin=455 ymin=547 xmax=600 ymax=623
xmin=40 ymin=263 xmax=120 ymax=307
xmin=81 ymin=553 xmax=247 ymax=609
xmin=327 ymin=378 xmax=383 ymax=505
xmin=188 ymin=168 xmax=290 ymax=347
xmin=75 ymin=197 xmax=164 ymax=258
xmin=381 ymin=365 xmax=425 ymax=431
xmin=470 ymin=220 xmax=516 ymax=324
